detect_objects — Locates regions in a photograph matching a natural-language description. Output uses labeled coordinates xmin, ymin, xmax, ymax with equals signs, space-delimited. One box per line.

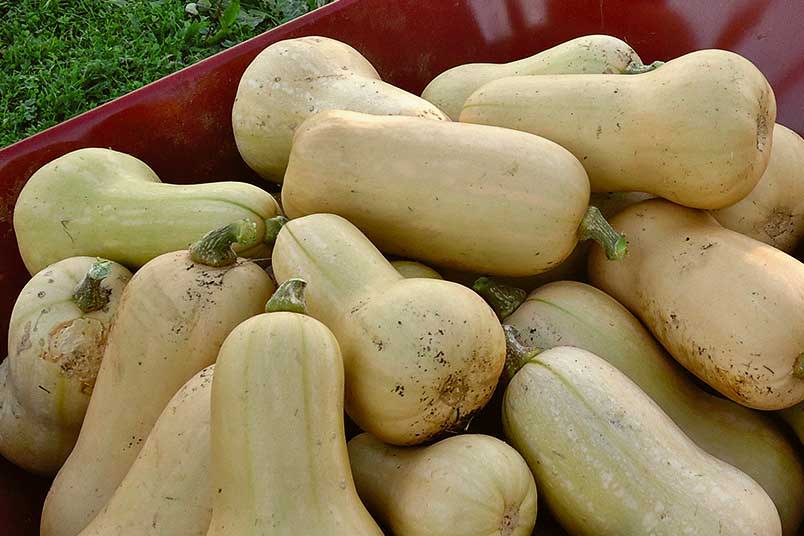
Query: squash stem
xmin=266 ymin=278 xmax=307 ymax=314
xmin=623 ymin=60 xmax=665 ymax=74
xmin=794 ymin=353 xmax=804 ymax=379
xmin=72 ymin=259 xmax=113 ymax=313
xmin=190 ymin=219 xmax=258 ymax=267
xmin=578 ymin=206 xmax=627 ymax=260
xmin=264 ymin=215 xmax=288 ymax=245
xmin=472 ymin=277 xmax=527 ymax=320
xmin=502 ymin=325 xmax=542 ymax=384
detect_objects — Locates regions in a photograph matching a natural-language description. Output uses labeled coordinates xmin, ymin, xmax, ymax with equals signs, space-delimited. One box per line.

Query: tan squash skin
xmin=0 ymin=257 xmax=131 ymax=475
xmin=712 ymin=124 xmax=804 ymax=252
xmin=78 ymin=365 xmax=214 ymax=536
xmin=282 ymin=110 xmax=592 ymax=276
xmin=272 ymin=214 xmax=505 ymax=445
xmin=391 ymin=260 xmax=443 ymax=279
xmin=422 ymin=34 xmax=642 ymax=120
xmin=207 ymin=312 xmax=381 ymax=535
xmin=348 ymin=433 xmax=538 ymax=536
xmin=589 ymin=199 xmax=804 ymax=410
xmin=503 ymin=346 xmax=782 ymax=536
xmin=779 ymin=402 xmax=803 ymax=444
xmin=41 ymin=252 xmax=275 ymax=536
xmin=232 ymin=36 xmax=448 ymax=182
xmin=461 ymin=49 xmax=776 ymax=209
xmin=506 ymin=281 xmax=804 ymax=535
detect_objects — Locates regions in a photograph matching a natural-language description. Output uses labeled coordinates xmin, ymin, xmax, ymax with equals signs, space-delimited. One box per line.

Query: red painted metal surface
xmin=0 ymin=0 xmax=802 ymax=532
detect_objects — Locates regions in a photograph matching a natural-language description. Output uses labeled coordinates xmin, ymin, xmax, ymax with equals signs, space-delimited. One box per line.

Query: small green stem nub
xmin=72 ymin=259 xmax=113 ymax=313
xmin=472 ymin=277 xmax=527 ymax=320
xmin=578 ymin=206 xmax=628 ymax=260
xmin=266 ymin=278 xmax=307 ymax=314
xmin=502 ymin=325 xmax=542 ymax=385
xmin=793 ymin=353 xmax=804 ymax=379
xmin=190 ymin=219 xmax=259 ymax=267
xmin=264 ymin=216 xmax=288 ymax=245
xmin=623 ymin=60 xmax=665 ymax=74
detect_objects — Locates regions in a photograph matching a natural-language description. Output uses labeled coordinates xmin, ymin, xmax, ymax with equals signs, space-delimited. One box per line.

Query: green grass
xmin=0 ymin=0 xmax=328 ymax=148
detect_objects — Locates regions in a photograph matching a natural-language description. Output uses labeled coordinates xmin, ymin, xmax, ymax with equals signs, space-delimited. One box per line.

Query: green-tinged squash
xmin=282 ymin=110 xmax=626 ymax=277
xmin=0 ymin=257 xmax=131 ymax=475
xmin=207 ymin=280 xmax=382 ymax=535
xmin=13 ymin=148 xmax=281 ymax=274
xmin=589 ymin=199 xmax=804 ymax=410
xmin=233 ymin=36 xmax=448 ymax=182
xmin=497 ymin=280 xmax=804 ymax=535
xmin=348 ymin=432 xmax=537 ymax=535
xmin=461 ymin=49 xmax=776 ymax=209
xmin=391 ymin=260 xmax=443 ymax=279
xmin=271 ymin=214 xmax=505 ymax=445
xmin=78 ymin=366 xmax=214 ymax=536
xmin=41 ymin=224 xmax=275 ymax=536
xmin=502 ymin=335 xmax=782 ymax=536
xmin=712 ymin=124 xmax=804 ymax=252
xmin=422 ymin=34 xmax=644 ymax=120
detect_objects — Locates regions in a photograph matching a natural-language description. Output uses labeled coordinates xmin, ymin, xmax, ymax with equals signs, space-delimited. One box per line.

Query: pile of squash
xmin=4 ymin=34 xmax=803 ymax=536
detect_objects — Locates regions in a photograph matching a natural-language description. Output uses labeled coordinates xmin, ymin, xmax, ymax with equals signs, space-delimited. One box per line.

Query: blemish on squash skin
xmin=43 ymin=317 xmax=107 ymax=394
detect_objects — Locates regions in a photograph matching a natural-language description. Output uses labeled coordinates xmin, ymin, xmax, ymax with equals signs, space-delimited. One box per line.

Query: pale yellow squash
xmin=712 ymin=123 xmax=804 ymax=252
xmin=589 ymin=199 xmax=804 ymax=410
xmin=348 ymin=433 xmax=538 ymax=535
xmin=390 ymin=260 xmax=442 ymax=279
xmin=271 ymin=214 xmax=505 ymax=445
xmin=78 ymin=365 xmax=214 ymax=536
xmin=233 ymin=36 xmax=448 ymax=182
xmin=0 ymin=257 xmax=131 ymax=475
xmin=207 ymin=283 xmax=381 ymax=535
xmin=461 ymin=49 xmax=776 ymax=209
xmin=41 ymin=243 xmax=274 ymax=536
xmin=503 ymin=343 xmax=782 ymax=536
xmin=283 ymin=110 xmax=627 ymax=277
xmin=505 ymin=280 xmax=804 ymax=535
xmin=422 ymin=34 xmax=643 ymax=120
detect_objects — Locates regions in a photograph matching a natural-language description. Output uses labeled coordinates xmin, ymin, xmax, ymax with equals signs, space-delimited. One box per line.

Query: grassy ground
xmin=0 ymin=0 xmax=327 ymax=148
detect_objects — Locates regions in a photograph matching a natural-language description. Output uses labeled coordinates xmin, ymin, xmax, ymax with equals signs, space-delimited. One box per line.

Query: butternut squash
xmin=422 ymin=34 xmax=644 ymax=120
xmin=271 ymin=213 xmax=505 ymax=445
xmin=348 ymin=432 xmax=538 ymax=535
xmin=502 ymin=280 xmax=804 ymax=535
xmin=41 ymin=224 xmax=275 ymax=536
xmin=780 ymin=403 xmax=803 ymax=444
xmin=502 ymin=335 xmax=783 ymax=536
xmin=589 ymin=199 xmax=804 ymax=410
xmin=0 ymin=257 xmax=131 ymax=475
xmin=282 ymin=110 xmax=626 ymax=277
xmin=13 ymin=148 xmax=281 ymax=274
xmin=232 ymin=36 xmax=448 ymax=182
xmin=78 ymin=365 xmax=214 ymax=536
xmin=391 ymin=260 xmax=442 ymax=279
xmin=461 ymin=49 xmax=776 ymax=209
xmin=207 ymin=279 xmax=382 ymax=535
xmin=712 ymin=124 xmax=804 ymax=252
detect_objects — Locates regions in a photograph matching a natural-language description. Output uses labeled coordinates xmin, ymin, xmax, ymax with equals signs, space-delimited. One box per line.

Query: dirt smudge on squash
xmin=43 ymin=317 xmax=108 ymax=394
